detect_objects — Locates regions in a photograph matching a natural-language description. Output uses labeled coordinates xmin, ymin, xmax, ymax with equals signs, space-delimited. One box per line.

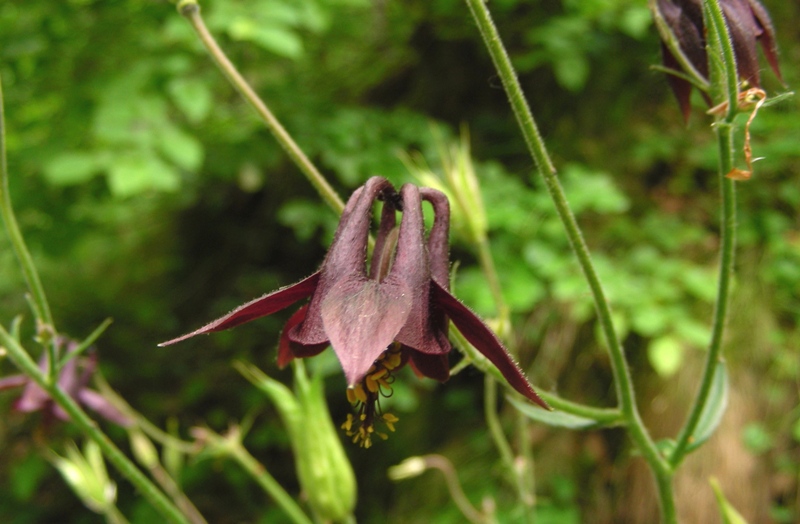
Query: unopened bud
xmin=51 ymin=441 xmax=116 ymax=514
xmin=388 ymin=456 xmax=428 ymax=481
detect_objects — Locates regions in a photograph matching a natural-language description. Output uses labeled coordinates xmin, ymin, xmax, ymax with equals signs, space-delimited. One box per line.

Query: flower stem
xmin=463 ymin=0 xmax=675 ymax=519
xmin=670 ymin=132 xmax=735 ymax=467
xmin=668 ymin=0 xmax=740 ymax=470
xmin=0 ymin=327 xmax=191 ymax=524
xmin=484 ymin=375 xmax=532 ymax=521
xmin=212 ymin=431 xmax=313 ymax=524
xmin=176 ymin=0 xmax=344 ymax=215
xmin=0 ymin=75 xmax=57 ymax=379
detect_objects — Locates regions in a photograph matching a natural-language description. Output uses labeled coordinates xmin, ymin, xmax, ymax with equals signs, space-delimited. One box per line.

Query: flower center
xmin=341 ymin=342 xmax=402 ymax=448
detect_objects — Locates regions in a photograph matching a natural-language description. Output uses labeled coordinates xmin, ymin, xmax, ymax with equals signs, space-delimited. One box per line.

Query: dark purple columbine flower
xmin=653 ymin=0 xmax=782 ymax=120
xmin=161 ymin=176 xmax=548 ymax=446
xmin=0 ymin=338 xmax=130 ymax=426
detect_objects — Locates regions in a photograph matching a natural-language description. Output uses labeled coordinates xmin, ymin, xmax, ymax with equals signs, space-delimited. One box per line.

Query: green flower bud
xmin=51 ymin=440 xmax=117 ymax=514
xmin=239 ymin=361 xmax=357 ymax=522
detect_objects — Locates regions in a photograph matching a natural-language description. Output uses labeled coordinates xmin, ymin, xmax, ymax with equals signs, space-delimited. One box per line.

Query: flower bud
xmin=238 ymin=361 xmax=357 ymax=522
xmin=51 ymin=440 xmax=117 ymax=514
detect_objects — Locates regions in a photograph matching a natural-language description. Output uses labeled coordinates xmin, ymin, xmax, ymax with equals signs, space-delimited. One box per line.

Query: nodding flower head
xmin=161 ymin=176 xmax=549 ymax=447
xmin=652 ymin=0 xmax=782 ymax=120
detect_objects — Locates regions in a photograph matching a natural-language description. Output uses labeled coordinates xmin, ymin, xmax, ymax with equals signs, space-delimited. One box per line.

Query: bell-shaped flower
xmin=652 ymin=0 xmax=782 ymax=120
xmin=161 ymin=176 xmax=548 ymax=446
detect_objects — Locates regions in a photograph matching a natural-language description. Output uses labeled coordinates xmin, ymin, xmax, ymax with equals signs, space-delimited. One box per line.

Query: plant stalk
xmin=463 ymin=0 xmax=675 ymax=519
xmin=669 ymin=0 xmax=740 ymax=469
xmin=177 ymin=1 xmax=344 ymax=215
xmin=0 ymin=76 xmax=58 ymax=380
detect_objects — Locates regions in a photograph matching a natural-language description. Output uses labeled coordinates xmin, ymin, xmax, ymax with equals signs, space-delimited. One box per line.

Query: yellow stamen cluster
xmin=341 ymin=343 xmax=403 ymax=448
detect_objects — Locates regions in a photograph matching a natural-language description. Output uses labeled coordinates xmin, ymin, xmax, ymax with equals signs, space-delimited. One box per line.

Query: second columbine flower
xmin=162 ymin=176 xmax=548 ymax=447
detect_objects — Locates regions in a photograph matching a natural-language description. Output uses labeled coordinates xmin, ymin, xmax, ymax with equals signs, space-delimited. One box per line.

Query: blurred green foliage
xmin=1 ymin=0 xmax=798 ymax=522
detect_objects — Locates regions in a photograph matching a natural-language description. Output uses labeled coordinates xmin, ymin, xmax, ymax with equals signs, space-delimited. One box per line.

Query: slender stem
xmin=221 ymin=435 xmax=313 ymax=524
xmin=484 ymin=375 xmax=530 ymax=516
xmin=475 ymin=237 xmax=510 ymax=338
xmin=422 ymin=455 xmax=493 ymax=524
xmin=535 ymin=391 xmax=623 ymax=425
xmin=668 ymin=0 xmax=740 ymax=470
xmin=463 ymin=0 xmax=675 ymax=519
xmin=0 ymin=76 xmax=57 ymax=378
xmin=671 ymin=124 xmax=736 ymax=466
xmin=177 ymin=1 xmax=344 ymax=215
xmin=703 ymin=0 xmax=740 ymax=116
xmin=454 ymin=328 xmax=622 ymax=424
xmin=475 ymin=236 xmax=534 ymax=514
xmin=0 ymin=327 xmax=190 ymax=524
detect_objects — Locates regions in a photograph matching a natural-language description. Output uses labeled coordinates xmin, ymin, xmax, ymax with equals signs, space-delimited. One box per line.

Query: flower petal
xmin=321 ymin=277 xmax=412 ymax=386
xmin=747 ymin=0 xmax=783 ymax=83
xmin=277 ymin=305 xmax=329 ymax=367
xmin=408 ymin=350 xmax=450 ymax=382
xmin=159 ymin=271 xmax=321 ymax=346
xmin=293 ymin=177 xmax=395 ymax=346
xmin=420 ymin=188 xmax=451 ymax=289
xmin=78 ymin=389 xmax=132 ymax=426
xmin=0 ymin=374 xmax=28 ymax=391
xmin=431 ymin=280 xmax=550 ymax=409
xmin=391 ymin=184 xmax=449 ymax=355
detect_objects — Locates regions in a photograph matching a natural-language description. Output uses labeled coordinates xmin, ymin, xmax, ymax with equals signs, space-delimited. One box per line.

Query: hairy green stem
xmin=668 ymin=0 xmax=740 ymax=470
xmin=671 ymin=126 xmax=737 ymax=466
xmin=463 ymin=0 xmax=675 ymax=519
xmin=703 ymin=0 xmax=740 ymax=115
xmin=177 ymin=1 xmax=344 ymax=215
xmin=0 ymin=327 xmax=190 ymax=524
xmin=0 ymin=76 xmax=57 ymax=380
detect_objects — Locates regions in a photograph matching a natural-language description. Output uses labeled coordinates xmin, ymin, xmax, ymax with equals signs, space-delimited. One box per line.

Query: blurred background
xmin=0 ymin=0 xmax=797 ymax=522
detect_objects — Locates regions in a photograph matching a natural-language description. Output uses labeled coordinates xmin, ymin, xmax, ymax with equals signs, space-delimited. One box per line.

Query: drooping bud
xmin=650 ymin=0 xmax=782 ymax=120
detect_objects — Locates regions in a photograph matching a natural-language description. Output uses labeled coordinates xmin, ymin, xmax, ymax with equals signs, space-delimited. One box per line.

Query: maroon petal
xmin=391 ymin=184 xmax=449 ymax=355
xmin=431 ymin=280 xmax=550 ymax=409
xmin=748 ymin=0 xmax=783 ymax=83
xmin=722 ymin=0 xmax=762 ymax=87
xmin=420 ymin=187 xmax=451 ymax=290
xmin=77 ymin=389 xmax=132 ymax=426
xmin=408 ymin=350 xmax=450 ymax=382
xmin=278 ymin=306 xmax=307 ymax=367
xmin=159 ymin=271 xmax=321 ymax=346
xmin=292 ymin=177 xmax=395 ymax=347
xmin=369 ymin=196 xmax=399 ymax=280
xmin=321 ymin=277 xmax=412 ymax=386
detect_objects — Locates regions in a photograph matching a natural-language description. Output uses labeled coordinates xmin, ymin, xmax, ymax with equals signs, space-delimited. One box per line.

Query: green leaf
xmin=167 ymin=77 xmax=213 ymax=123
xmin=687 ymin=361 xmax=729 ymax=452
xmin=107 ymin=152 xmax=180 ymax=197
xmin=228 ymin=19 xmax=303 ymax=58
xmin=156 ymin=124 xmax=204 ymax=171
xmin=508 ymin=396 xmax=599 ymax=429
xmin=647 ymin=336 xmax=685 ymax=377
xmin=42 ymin=151 xmax=106 ymax=185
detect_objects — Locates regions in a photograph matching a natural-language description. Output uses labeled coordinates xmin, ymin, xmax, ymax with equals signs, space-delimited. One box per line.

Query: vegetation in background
xmin=1 ymin=0 xmax=798 ymax=522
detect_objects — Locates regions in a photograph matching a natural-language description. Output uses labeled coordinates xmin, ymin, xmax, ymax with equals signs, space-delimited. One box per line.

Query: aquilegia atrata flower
xmin=161 ymin=176 xmax=548 ymax=447
xmin=652 ymin=0 xmax=782 ymax=120
xmin=0 ymin=337 xmax=129 ymax=426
